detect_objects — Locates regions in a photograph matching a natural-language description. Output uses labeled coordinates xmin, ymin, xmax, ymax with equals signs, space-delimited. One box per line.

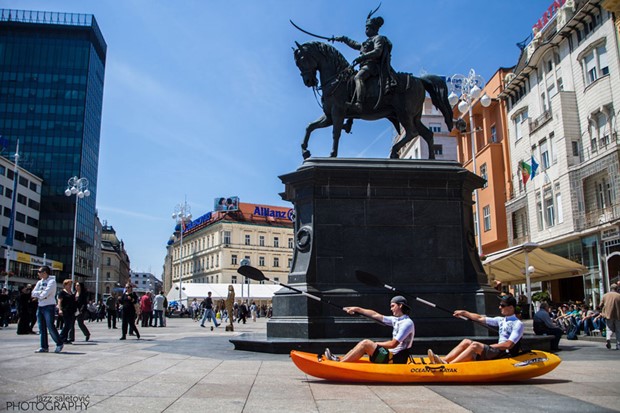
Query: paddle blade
xmin=237 ymin=265 xmax=267 ymax=282
xmin=355 ymin=270 xmax=383 ymax=287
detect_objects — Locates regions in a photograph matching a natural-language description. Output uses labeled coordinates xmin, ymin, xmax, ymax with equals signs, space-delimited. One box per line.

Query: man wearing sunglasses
xmin=427 ymin=295 xmax=523 ymax=364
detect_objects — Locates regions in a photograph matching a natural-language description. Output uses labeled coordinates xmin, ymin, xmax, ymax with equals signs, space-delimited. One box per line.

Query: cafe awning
xmin=483 ymin=242 xmax=587 ymax=284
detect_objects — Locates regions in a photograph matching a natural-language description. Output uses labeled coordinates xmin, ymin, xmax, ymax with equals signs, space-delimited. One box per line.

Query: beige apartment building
xmin=166 ymin=202 xmax=294 ymax=288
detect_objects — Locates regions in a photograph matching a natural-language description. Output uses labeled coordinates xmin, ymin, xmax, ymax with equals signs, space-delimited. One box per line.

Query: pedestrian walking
xmin=119 ymin=284 xmax=140 ymax=340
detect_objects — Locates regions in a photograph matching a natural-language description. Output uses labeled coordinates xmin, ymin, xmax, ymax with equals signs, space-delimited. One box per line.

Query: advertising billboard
xmin=214 ymin=196 xmax=239 ymax=212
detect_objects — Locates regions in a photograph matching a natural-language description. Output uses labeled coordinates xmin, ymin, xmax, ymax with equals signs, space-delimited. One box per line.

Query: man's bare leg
xmin=340 ymin=339 xmax=378 ymax=363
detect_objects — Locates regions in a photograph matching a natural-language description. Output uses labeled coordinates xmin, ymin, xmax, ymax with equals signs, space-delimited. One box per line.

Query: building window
xmin=273 ymin=257 xmax=280 ymax=267
xmin=480 ymin=163 xmax=488 ymax=188
xmin=16 ymin=212 xmax=25 ymax=223
xmin=490 ymin=125 xmax=497 ymax=142
xmin=513 ymin=110 xmax=528 ymax=141
xmin=232 ymin=275 xmax=237 ymax=284
xmin=572 ymin=141 xmax=580 ymax=157
xmin=288 ymin=258 xmax=292 ymax=268
xmin=473 ymin=211 xmax=478 ymax=237
xmin=540 ymin=139 xmax=550 ymax=170
xmin=483 ymin=205 xmax=491 ymax=232
xmin=582 ymin=45 xmax=609 ymax=86
xmin=433 ymin=145 xmax=443 ymax=156
xmin=244 ymin=234 xmax=251 ymax=245
xmin=106 ymin=257 xmax=111 ymax=265
xmin=259 ymin=235 xmax=265 ymax=246
xmin=429 ymin=123 xmax=441 ymax=133
xmin=536 ymin=193 xmax=544 ymax=231
xmin=274 ymin=277 xmax=279 ymax=282
xmin=555 ymin=192 xmax=563 ymax=224
xmin=274 ymin=237 xmax=279 ymax=248
xmin=231 ymin=254 xmax=238 ymax=265
xmin=259 ymin=256 xmax=265 ymax=266
xmin=544 ymin=187 xmax=555 ymax=227
xmin=223 ymin=231 xmax=231 ymax=245
xmin=288 ymin=238 xmax=294 ymax=249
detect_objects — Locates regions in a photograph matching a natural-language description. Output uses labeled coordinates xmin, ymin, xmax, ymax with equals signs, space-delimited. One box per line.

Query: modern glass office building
xmin=0 ymin=9 xmax=106 ymax=280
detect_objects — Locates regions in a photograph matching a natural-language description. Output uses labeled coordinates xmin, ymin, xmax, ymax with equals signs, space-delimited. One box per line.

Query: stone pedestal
xmin=266 ymin=158 xmax=499 ymax=340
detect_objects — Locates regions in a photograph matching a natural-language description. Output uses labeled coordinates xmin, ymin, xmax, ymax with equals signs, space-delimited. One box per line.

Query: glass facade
xmin=0 ymin=9 xmax=106 ymax=279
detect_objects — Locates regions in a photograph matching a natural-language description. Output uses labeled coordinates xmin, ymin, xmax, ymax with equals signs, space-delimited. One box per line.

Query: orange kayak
xmin=290 ymin=350 xmax=561 ymax=383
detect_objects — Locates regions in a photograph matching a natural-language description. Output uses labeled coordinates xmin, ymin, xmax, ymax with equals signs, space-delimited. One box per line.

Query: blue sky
xmin=5 ymin=1 xmax=547 ymax=275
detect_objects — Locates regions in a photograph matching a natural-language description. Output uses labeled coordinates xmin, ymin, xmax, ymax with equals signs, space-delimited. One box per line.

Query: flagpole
xmin=4 ymin=140 xmax=19 ymax=289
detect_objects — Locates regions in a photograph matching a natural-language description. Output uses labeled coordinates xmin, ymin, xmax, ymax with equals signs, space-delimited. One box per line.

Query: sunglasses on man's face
xmin=499 ymin=303 xmax=508 ymax=308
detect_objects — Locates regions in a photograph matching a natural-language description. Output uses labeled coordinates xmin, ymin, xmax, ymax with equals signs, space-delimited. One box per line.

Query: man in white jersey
xmin=427 ymin=295 xmax=524 ymax=364
xmin=324 ymin=296 xmax=415 ymax=364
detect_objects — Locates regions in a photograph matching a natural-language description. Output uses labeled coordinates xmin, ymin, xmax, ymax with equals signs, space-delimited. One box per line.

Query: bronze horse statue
xmin=293 ymin=41 xmax=453 ymax=159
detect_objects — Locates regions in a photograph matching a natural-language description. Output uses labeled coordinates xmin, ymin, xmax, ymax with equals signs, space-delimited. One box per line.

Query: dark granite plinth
xmin=268 ymin=158 xmax=496 ymax=341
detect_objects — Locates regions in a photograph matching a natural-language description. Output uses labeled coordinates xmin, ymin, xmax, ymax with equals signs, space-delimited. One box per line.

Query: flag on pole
xmin=519 ymin=160 xmax=531 ymax=185
xmin=530 ymin=156 xmax=539 ymax=180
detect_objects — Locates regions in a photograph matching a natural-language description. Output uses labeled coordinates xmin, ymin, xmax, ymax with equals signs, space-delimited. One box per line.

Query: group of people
xmin=190 ymin=294 xmax=271 ymax=330
xmin=533 ymin=283 xmax=620 ymax=351
xmin=324 ymin=294 xmax=525 ymax=366
xmin=26 ymin=265 xmax=176 ymax=353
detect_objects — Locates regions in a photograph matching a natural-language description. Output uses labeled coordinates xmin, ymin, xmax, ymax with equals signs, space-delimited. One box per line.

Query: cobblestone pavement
xmin=0 ymin=317 xmax=619 ymax=413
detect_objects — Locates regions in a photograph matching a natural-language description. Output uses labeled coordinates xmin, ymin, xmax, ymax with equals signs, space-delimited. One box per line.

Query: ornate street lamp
xmin=448 ymin=69 xmax=492 ymax=257
xmin=172 ymin=201 xmax=192 ymax=307
xmin=65 ymin=176 xmax=90 ymax=284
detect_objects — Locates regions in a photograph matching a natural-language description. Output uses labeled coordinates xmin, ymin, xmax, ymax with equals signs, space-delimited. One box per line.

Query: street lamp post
xmin=172 ymin=201 xmax=192 ymax=308
xmin=64 ymin=176 xmax=90 ymax=284
xmin=448 ymin=69 xmax=492 ymax=257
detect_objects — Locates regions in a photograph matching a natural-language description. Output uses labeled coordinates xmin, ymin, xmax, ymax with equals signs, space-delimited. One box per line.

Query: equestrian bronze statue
xmin=292 ymin=11 xmax=453 ymax=160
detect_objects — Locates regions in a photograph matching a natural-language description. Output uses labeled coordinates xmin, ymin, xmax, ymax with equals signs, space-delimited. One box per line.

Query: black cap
xmin=391 ymin=295 xmax=410 ymax=309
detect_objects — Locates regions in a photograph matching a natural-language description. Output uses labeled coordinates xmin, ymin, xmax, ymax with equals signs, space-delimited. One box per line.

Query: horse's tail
xmin=420 ymin=75 xmax=453 ymax=131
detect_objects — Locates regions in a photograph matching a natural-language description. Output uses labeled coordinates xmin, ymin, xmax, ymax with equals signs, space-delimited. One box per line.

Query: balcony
xmin=528 ymin=109 xmax=552 ymax=133
xmin=575 ymin=202 xmax=620 ymax=231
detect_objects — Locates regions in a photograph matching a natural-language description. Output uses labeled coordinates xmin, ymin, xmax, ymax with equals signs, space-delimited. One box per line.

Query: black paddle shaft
xmin=355 ymin=270 xmax=498 ymax=333
xmin=237 ymin=265 xmax=383 ymax=324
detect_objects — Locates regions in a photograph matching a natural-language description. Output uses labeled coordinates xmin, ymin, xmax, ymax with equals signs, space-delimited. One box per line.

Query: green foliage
xmin=532 ymin=290 xmax=551 ymax=303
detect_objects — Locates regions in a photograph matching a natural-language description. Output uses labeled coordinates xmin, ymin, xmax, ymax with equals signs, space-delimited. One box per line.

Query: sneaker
xmin=119 ymin=337 xmax=126 ymax=340
xmin=606 ymin=340 xmax=611 ymax=350
xmin=34 ymin=348 xmax=48 ymax=353
xmin=324 ymin=348 xmax=339 ymax=362
xmin=85 ymin=335 xmax=90 ymax=342
xmin=54 ymin=344 xmax=64 ymax=353
xmin=200 ymin=324 xmax=205 ymax=328
xmin=427 ymin=349 xmax=444 ymax=364
xmin=210 ymin=326 xmax=214 ymax=331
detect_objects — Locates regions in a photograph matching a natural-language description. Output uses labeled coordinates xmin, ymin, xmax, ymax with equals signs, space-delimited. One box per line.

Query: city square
xmin=1 ymin=1 xmax=620 ymax=412
xmin=0 ymin=317 xmax=619 ymax=413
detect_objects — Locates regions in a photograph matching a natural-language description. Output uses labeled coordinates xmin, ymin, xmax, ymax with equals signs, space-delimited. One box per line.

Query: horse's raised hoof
xmin=329 ymin=152 xmax=338 ymax=158
xmin=389 ymin=152 xmax=399 ymax=159
xmin=302 ymin=150 xmax=311 ymax=160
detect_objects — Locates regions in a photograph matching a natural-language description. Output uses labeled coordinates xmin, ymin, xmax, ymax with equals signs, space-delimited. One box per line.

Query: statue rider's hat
xmin=366 ymin=16 xmax=384 ymax=30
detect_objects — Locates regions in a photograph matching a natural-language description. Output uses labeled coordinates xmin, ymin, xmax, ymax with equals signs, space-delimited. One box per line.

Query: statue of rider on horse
xmin=291 ymin=4 xmax=454 ymax=160
xmin=333 ymin=6 xmax=397 ymax=112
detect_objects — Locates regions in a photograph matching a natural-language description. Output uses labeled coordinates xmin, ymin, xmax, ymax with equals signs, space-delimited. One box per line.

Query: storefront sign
xmin=9 ymin=251 xmax=63 ymax=271
xmin=184 ymin=211 xmax=213 ymax=233
xmin=253 ymin=206 xmax=294 ymax=221
xmin=533 ymin=0 xmax=566 ymax=32
xmin=601 ymin=226 xmax=620 ymax=241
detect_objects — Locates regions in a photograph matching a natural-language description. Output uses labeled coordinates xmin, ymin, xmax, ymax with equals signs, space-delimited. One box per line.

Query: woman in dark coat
xmin=58 ymin=279 xmax=77 ymax=344
xmin=17 ymin=284 xmax=34 ymax=334
xmin=74 ymin=282 xmax=91 ymax=341
xmin=120 ymin=284 xmax=140 ymax=340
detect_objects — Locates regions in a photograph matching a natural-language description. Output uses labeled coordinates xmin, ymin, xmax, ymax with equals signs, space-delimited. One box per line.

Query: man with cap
xmin=427 ymin=295 xmax=524 ymax=364
xmin=334 ymin=15 xmax=395 ymax=112
xmin=323 ymin=295 xmax=414 ymax=364
xmin=600 ymin=283 xmax=620 ymax=350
